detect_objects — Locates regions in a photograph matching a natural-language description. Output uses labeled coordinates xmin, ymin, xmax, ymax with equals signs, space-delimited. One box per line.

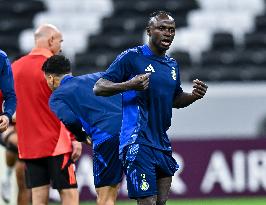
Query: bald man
xmin=12 ymin=24 xmax=81 ymax=205
xmin=94 ymin=11 xmax=208 ymax=205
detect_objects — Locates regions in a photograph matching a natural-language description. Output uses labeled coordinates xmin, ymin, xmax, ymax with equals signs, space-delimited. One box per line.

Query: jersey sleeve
xmin=102 ymin=51 xmax=133 ymax=83
xmin=0 ymin=55 xmax=16 ymax=121
xmin=49 ymin=94 xmax=87 ymax=142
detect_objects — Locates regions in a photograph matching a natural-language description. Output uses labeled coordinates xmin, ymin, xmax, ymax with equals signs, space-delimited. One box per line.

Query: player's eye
xmin=170 ymin=28 xmax=175 ymax=33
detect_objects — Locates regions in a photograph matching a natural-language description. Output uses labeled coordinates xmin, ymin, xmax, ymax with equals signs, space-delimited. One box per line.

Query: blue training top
xmin=0 ymin=49 xmax=16 ymax=121
xmin=49 ymin=72 xmax=122 ymax=147
xmin=102 ymin=44 xmax=183 ymax=153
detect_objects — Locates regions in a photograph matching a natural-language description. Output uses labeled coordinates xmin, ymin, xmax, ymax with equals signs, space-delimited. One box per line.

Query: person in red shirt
xmin=12 ymin=24 xmax=81 ymax=205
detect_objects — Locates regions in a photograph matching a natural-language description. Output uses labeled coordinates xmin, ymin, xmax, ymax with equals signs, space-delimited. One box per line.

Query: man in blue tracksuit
xmin=0 ymin=49 xmax=16 ymax=133
xmin=42 ymin=55 xmax=122 ymax=205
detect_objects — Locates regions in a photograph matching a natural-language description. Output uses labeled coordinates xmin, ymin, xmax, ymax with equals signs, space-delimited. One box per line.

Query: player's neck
xmin=59 ymin=73 xmax=72 ymax=85
xmin=148 ymin=44 xmax=166 ymax=57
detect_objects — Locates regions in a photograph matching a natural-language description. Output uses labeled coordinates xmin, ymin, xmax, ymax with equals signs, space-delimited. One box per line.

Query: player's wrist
xmin=120 ymin=81 xmax=131 ymax=91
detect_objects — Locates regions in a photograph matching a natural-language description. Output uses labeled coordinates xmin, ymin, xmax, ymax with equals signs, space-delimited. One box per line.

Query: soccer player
xmin=12 ymin=24 xmax=81 ymax=205
xmin=42 ymin=55 xmax=123 ymax=205
xmin=0 ymin=49 xmax=16 ymax=133
xmin=93 ymin=11 xmax=208 ymax=205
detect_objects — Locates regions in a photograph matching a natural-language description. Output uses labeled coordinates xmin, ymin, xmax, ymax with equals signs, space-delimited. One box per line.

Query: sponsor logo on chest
xmin=144 ymin=64 xmax=177 ymax=81
xmin=145 ymin=64 xmax=155 ymax=73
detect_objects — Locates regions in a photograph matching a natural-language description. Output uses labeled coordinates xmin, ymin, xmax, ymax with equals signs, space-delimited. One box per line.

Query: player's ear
xmin=146 ymin=26 xmax=151 ymax=37
xmin=48 ymin=36 xmax=54 ymax=47
xmin=46 ymin=74 xmax=56 ymax=90
xmin=45 ymin=74 xmax=53 ymax=84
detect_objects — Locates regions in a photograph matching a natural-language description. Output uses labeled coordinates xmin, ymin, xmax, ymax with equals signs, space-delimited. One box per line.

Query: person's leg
xmin=123 ymin=144 xmax=158 ymax=204
xmin=1 ymin=150 xmax=15 ymax=203
xmin=50 ymin=154 xmax=78 ymax=205
xmin=31 ymin=185 xmax=49 ymax=205
xmin=24 ymin=158 xmax=50 ymax=205
xmin=95 ymin=184 xmax=120 ymax=205
xmin=1 ymin=127 xmax=17 ymax=203
xmin=155 ymin=150 xmax=179 ymax=205
xmin=3 ymin=126 xmax=18 ymax=169
xmin=156 ymin=176 xmax=172 ymax=205
xmin=59 ymin=188 xmax=79 ymax=205
xmin=93 ymin=135 xmax=123 ymax=205
xmin=137 ymin=195 xmax=157 ymax=205
xmin=5 ymin=149 xmax=17 ymax=167
xmin=16 ymin=160 xmax=30 ymax=205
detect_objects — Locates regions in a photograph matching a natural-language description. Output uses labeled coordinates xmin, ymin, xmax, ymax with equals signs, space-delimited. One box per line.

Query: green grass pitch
xmin=51 ymin=197 xmax=266 ymax=205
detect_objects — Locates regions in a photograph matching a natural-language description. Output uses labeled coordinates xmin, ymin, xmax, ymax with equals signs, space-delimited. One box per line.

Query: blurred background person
xmin=12 ymin=24 xmax=81 ymax=205
xmin=0 ymin=114 xmax=30 ymax=205
xmin=0 ymin=48 xmax=17 ymax=203
xmin=0 ymin=49 xmax=16 ymax=133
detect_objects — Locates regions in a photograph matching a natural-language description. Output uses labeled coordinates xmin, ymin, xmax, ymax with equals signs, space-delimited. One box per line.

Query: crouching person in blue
xmin=42 ymin=55 xmax=123 ymax=205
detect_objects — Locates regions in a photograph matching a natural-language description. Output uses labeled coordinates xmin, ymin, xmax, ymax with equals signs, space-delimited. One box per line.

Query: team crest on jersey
xmin=145 ymin=64 xmax=155 ymax=73
xmin=171 ymin=67 xmax=176 ymax=80
xmin=140 ymin=174 xmax=149 ymax=191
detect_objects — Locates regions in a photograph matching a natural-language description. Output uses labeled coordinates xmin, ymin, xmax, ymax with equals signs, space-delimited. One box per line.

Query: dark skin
xmin=147 ymin=13 xmax=176 ymax=56
xmin=93 ymin=13 xmax=208 ymax=108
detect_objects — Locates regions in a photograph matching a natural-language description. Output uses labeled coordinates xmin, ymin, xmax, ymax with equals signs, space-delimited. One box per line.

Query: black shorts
xmin=24 ymin=153 xmax=77 ymax=189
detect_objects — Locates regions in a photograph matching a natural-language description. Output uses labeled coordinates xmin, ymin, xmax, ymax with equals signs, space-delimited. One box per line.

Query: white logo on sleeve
xmin=171 ymin=67 xmax=176 ymax=80
xmin=145 ymin=64 xmax=155 ymax=73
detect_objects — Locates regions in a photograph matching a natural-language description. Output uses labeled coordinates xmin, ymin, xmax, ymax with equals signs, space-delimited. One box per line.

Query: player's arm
xmin=173 ymin=79 xmax=208 ymax=108
xmin=49 ymin=96 xmax=88 ymax=142
xmin=0 ymin=56 xmax=16 ymax=123
xmin=93 ymin=51 xmax=151 ymax=96
xmin=93 ymin=73 xmax=151 ymax=96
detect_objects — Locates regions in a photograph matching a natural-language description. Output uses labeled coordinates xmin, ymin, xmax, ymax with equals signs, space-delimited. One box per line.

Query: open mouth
xmin=161 ymin=39 xmax=172 ymax=47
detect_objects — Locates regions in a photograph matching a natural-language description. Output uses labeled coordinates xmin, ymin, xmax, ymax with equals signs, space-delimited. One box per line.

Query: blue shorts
xmin=122 ymin=144 xmax=179 ymax=199
xmin=93 ymin=135 xmax=123 ymax=188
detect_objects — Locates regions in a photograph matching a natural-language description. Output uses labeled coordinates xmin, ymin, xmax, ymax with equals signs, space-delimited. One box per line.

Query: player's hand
xmin=71 ymin=141 xmax=82 ymax=162
xmin=128 ymin=73 xmax=151 ymax=91
xmin=192 ymin=79 xmax=208 ymax=100
xmin=0 ymin=115 xmax=10 ymax=133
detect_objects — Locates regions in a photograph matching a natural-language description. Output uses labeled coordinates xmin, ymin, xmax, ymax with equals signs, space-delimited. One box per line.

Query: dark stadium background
xmin=1 ymin=0 xmax=266 ymax=204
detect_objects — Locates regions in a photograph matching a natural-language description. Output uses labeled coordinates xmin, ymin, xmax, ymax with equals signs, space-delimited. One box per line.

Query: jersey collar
xmin=29 ymin=48 xmax=53 ymax=58
xmin=141 ymin=44 xmax=171 ymax=62
xmin=142 ymin=44 xmax=154 ymax=56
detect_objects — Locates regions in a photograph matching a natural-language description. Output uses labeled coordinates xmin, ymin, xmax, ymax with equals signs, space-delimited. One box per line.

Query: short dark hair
xmin=148 ymin=10 xmax=173 ymax=26
xmin=42 ymin=55 xmax=71 ymax=75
